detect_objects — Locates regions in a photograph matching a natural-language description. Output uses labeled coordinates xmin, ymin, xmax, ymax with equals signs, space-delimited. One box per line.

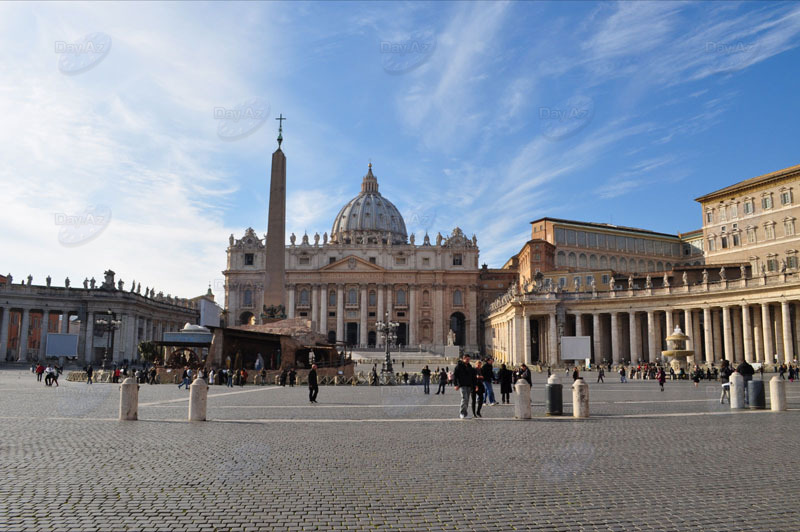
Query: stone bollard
xmin=730 ymin=372 xmax=745 ymax=409
xmin=748 ymin=380 xmax=766 ymax=410
xmin=770 ymin=376 xmax=786 ymax=412
xmin=189 ymin=378 xmax=208 ymax=421
xmin=572 ymin=378 xmax=589 ymax=418
xmin=545 ymin=374 xmax=563 ymax=416
xmin=119 ymin=377 xmax=139 ymax=421
xmin=514 ymin=379 xmax=532 ymax=420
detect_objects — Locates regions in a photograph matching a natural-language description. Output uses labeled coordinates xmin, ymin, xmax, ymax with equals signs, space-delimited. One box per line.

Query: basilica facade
xmin=224 ymin=165 xmax=481 ymax=353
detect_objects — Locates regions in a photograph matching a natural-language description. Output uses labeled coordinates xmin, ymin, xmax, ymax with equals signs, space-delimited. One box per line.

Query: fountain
xmin=662 ymin=326 xmax=694 ymax=373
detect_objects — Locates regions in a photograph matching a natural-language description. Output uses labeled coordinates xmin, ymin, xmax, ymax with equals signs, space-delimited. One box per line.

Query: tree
xmin=138 ymin=341 xmax=159 ymax=365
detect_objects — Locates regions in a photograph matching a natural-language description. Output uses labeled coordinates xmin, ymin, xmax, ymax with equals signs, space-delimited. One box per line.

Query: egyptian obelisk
xmin=263 ymin=115 xmax=286 ymax=316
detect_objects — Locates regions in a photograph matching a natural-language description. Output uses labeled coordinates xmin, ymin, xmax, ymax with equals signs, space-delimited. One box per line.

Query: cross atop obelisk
xmin=276 ymin=114 xmax=285 ymax=148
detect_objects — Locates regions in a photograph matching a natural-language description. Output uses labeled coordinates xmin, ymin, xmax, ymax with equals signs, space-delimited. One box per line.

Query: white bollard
xmin=572 ymin=378 xmax=589 ymax=418
xmin=770 ymin=376 xmax=786 ymax=412
xmin=730 ymin=372 xmax=745 ymax=409
xmin=119 ymin=377 xmax=139 ymax=421
xmin=189 ymin=378 xmax=208 ymax=421
xmin=514 ymin=380 xmax=532 ymax=420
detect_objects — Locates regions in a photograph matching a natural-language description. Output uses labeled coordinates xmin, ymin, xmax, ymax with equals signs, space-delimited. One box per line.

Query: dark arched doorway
xmin=368 ymin=331 xmax=376 ymax=347
xmin=346 ymin=323 xmax=358 ymax=346
xmin=239 ymin=311 xmax=255 ymax=325
xmin=449 ymin=312 xmax=466 ymax=346
xmin=327 ymin=331 xmax=337 ymax=344
xmin=396 ymin=323 xmax=407 ymax=346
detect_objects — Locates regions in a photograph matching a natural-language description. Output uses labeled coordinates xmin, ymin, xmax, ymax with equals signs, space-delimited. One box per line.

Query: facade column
xmin=646 ymin=310 xmax=656 ymax=363
xmin=753 ymin=305 xmax=764 ymax=363
xmin=782 ymin=301 xmax=794 ymax=365
xmin=18 ymin=308 xmax=31 ymax=362
xmin=376 ymin=284 xmax=384 ymax=346
xmin=593 ymin=313 xmax=602 ymax=365
xmin=732 ymin=307 xmax=743 ymax=363
xmin=336 ymin=284 xmax=344 ymax=343
xmin=760 ymin=304 xmax=774 ymax=365
xmin=628 ymin=311 xmax=638 ymax=364
xmin=409 ymin=286 xmax=417 ymax=347
xmin=682 ymin=309 xmax=693 ymax=352
xmin=60 ymin=311 xmax=70 ymax=334
xmin=319 ymin=285 xmax=327 ymax=334
xmin=548 ymin=313 xmax=558 ymax=366
xmin=0 ymin=308 xmax=9 ymax=361
xmin=702 ymin=308 xmax=712 ymax=365
xmin=359 ymin=285 xmax=368 ymax=347
xmin=84 ymin=310 xmax=94 ymax=364
xmin=610 ymin=312 xmax=620 ymax=365
xmin=523 ymin=310 xmax=531 ymax=364
xmin=512 ymin=314 xmax=521 ymax=364
xmin=467 ymin=287 xmax=478 ymax=348
xmin=722 ymin=306 xmax=733 ymax=363
xmin=289 ymin=285 xmax=297 ymax=320
xmin=574 ymin=313 xmax=583 ymax=337
xmin=433 ymin=284 xmax=443 ymax=346
xmin=742 ymin=304 xmax=754 ymax=363
xmin=691 ymin=310 xmax=703 ymax=363
xmin=386 ymin=284 xmax=393 ymax=323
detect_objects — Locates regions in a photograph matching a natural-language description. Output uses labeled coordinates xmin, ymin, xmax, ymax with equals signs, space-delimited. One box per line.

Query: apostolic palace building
xmin=223 ymin=132 xmax=800 ymax=368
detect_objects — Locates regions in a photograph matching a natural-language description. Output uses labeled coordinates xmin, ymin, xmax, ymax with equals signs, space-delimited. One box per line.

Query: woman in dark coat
xmin=499 ymin=364 xmax=513 ymax=404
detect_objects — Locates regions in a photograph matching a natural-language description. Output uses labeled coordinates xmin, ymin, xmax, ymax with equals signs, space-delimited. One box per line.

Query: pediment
xmin=320 ymin=255 xmax=386 ymax=272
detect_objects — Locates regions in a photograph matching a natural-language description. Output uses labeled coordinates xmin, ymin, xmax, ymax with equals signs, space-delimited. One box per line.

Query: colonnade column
xmin=18 ymin=308 xmax=30 ymax=362
xmin=548 ymin=313 xmax=558 ymax=366
xmin=665 ymin=310 xmax=674 ymax=337
xmin=359 ymin=285 xmax=368 ymax=347
xmin=781 ymin=301 xmax=794 ymax=365
xmin=774 ymin=308 xmax=784 ymax=363
xmin=646 ymin=310 xmax=656 ymax=363
xmin=761 ymin=303 xmax=774 ymax=365
xmin=376 ymin=284 xmax=384 ymax=346
xmin=732 ymin=308 xmax=743 ymax=363
xmin=386 ymin=285 xmax=393 ymax=324
xmin=409 ymin=287 xmax=417 ymax=347
xmin=289 ymin=285 xmax=297 ymax=320
xmin=692 ymin=310 xmax=703 ymax=363
xmin=336 ymin=284 xmax=344 ymax=343
xmin=742 ymin=304 xmax=753 ymax=363
xmin=753 ymin=306 xmax=764 ymax=363
xmin=60 ymin=311 xmax=70 ymax=334
xmin=575 ymin=313 xmax=583 ymax=337
xmin=0 ymin=308 xmax=9 ymax=360
xmin=523 ymin=310 xmax=531 ymax=364
xmin=610 ymin=312 xmax=620 ymax=365
xmin=467 ymin=287 xmax=478 ymax=347
xmin=592 ymin=313 xmax=601 ymax=364
xmin=40 ymin=310 xmax=51 ymax=359
xmin=712 ymin=310 xmax=723 ymax=364
xmin=703 ymin=307 xmax=713 ymax=365
xmin=84 ymin=310 xmax=94 ymax=364
xmin=722 ymin=306 xmax=733 ymax=363
xmin=512 ymin=315 xmax=521 ymax=364
xmin=683 ymin=309 xmax=693 ymax=353
xmin=628 ymin=311 xmax=638 ymax=364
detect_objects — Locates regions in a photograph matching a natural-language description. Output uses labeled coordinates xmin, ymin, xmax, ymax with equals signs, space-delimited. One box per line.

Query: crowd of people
xmin=32 ymin=363 xmax=61 ymax=387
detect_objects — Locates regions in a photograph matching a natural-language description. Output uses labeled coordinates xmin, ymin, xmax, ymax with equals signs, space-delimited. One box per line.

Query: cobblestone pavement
xmin=2 ymin=368 xmax=799 ymax=531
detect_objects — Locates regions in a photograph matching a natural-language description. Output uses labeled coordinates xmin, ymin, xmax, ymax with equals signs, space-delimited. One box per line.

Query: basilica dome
xmin=330 ymin=165 xmax=408 ymax=245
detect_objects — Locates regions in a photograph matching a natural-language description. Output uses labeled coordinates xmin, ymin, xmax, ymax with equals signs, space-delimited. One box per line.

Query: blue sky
xmin=1 ymin=1 xmax=799 ymax=298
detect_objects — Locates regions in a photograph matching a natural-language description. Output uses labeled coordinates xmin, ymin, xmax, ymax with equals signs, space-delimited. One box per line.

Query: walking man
xmin=736 ymin=359 xmax=755 ymax=404
xmin=597 ymin=367 xmax=605 ymax=383
xmin=421 ymin=365 xmax=431 ymax=394
xmin=436 ymin=367 xmax=447 ymax=395
xmin=86 ymin=365 xmax=93 ymax=385
xmin=481 ymin=358 xmax=497 ymax=405
xmin=453 ymin=355 xmax=475 ymax=419
xmin=308 ymin=364 xmax=319 ymax=403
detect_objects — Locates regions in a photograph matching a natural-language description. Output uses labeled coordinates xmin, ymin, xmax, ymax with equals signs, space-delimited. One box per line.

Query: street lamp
xmin=375 ymin=311 xmax=399 ymax=383
xmin=95 ymin=310 xmax=122 ymax=370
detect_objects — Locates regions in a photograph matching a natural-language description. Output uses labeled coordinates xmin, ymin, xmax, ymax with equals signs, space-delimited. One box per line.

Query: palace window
xmin=558 ymin=277 xmax=567 ymax=288
xmin=767 ymin=257 xmax=778 ymax=272
xmin=785 ymin=219 xmax=795 ymax=236
xmin=423 ymin=290 xmax=430 ymax=306
xmin=369 ymin=290 xmax=377 ymax=306
xmin=743 ymin=200 xmax=754 ymax=215
xmin=746 ymin=227 xmax=756 ymax=244
xmin=422 ymin=257 xmax=430 ymax=266
xmin=781 ymin=190 xmax=793 ymax=205
xmin=244 ymin=253 xmax=254 ymax=266
xmin=369 ymin=257 xmax=376 ymax=264
xmin=299 ymin=257 xmax=310 ymax=265
xmin=395 ymin=257 xmax=406 ymax=265
xmin=329 ymin=290 xmax=336 ymax=306
xmin=597 ymin=234 xmax=606 ymax=248
xmin=731 ymin=203 xmax=738 ymax=219
xmin=601 ymin=274 xmax=609 ymax=284
xmin=452 ymin=254 xmax=462 ymax=266
xmin=787 ymin=255 xmax=798 ymax=269
xmin=329 ymin=257 xmax=336 ymax=264
xmin=586 ymin=275 xmax=594 ymax=285
xmin=732 ymin=234 xmax=740 ymax=247
xmin=396 ymin=289 xmax=407 ymax=306
xmin=720 ymin=206 xmax=727 ymax=222
xmin=721 ymin=236 xmax=728 ymax=249
xmin=587 ymin=232 xmax=597 ymax=247
xmin=708 ymin=238 xmax=716 ymax=251
xmin=765 ymin=223 xmax=776 ymax=240
xmin=453 ymin=290 xmax=463 ymax=306
xmin=534 ymin=253 xmax=541 ymax=261
xmin=706 ymin=210 xmax=714 ymax=224
xmin=762 ymin=194 xmax=773 ymax=210
xmin=348 ymin=289 xmax=357 ymax=305
xmin=243 ymin=289 xmax=253 ymax=307
xmin=299 ymin=289 xmax=309 ymax=306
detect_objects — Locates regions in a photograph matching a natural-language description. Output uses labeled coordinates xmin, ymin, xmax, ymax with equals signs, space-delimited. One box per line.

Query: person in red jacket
xmin=36 ymin=364 xmax=45 ymax=382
